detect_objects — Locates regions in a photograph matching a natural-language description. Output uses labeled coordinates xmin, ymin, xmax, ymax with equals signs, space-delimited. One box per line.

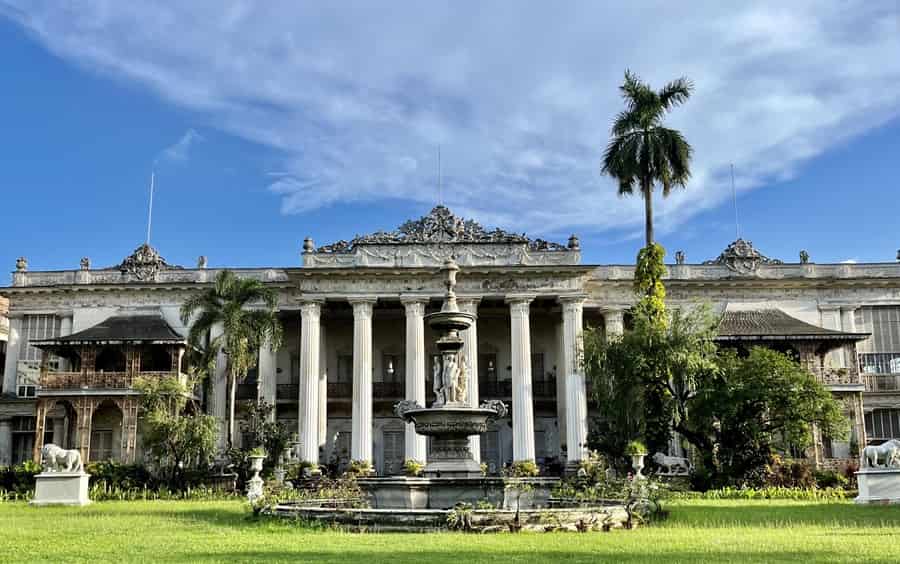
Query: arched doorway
xmin=90 ymin=400 xmax=124 ymax=462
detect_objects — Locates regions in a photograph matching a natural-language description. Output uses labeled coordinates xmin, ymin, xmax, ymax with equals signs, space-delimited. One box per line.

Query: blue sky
xmin=1 ymin=2 xmax=899 ymax=276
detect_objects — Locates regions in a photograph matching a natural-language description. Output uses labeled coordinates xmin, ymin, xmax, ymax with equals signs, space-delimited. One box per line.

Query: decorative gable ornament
xmin=703 ymin=238 xmax=782 ymax=274
xmin=315 ymin=205 xmax=568 ymax=253
xmin=116 ymin=244 xmax=181 ymax=281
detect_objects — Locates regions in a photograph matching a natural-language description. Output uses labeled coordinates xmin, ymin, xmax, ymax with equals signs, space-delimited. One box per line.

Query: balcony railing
xmin=41 ymin=371 xmax=132 ymax=390
xmin=328 ymin=382 xmax=353 ymax=398
xmin=864 ymin=374 xmax=900 ymax=392
xmin=818 ymin=368 xmax=861 ymax=386
xmin=478 ymin=379 xmax=557 ymax=399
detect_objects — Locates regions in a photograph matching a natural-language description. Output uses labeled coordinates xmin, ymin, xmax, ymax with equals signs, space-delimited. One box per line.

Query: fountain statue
xmin=395 ymin=258 xmax=508 ymax=478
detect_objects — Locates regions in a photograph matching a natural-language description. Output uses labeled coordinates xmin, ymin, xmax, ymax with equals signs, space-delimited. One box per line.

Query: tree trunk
xmin=227 ymin=371 xmax=236 ymax=449
xmin=643 ymin=179 xmax=654 ymax=246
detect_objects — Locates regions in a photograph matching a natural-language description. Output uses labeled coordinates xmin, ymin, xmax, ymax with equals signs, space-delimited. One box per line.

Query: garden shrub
xmin=0 ymin=460 xmax=41 ymax=495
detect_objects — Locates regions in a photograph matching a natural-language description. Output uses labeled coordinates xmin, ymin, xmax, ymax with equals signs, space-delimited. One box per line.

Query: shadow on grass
xmin=182 ymin=548 xmax=900 ymax=564
xmin=664 ymin=500 xmax=900 ymax=529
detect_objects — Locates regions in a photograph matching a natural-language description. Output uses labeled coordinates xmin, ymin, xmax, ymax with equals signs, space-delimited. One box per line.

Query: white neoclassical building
xmin=1 ymin=206 xmax=899 ymax=474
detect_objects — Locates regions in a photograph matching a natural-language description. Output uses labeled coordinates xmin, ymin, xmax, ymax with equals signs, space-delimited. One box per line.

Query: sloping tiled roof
xmin=716 ymin=309 xmax=869 ymax=342
xmin=33 ymin=314 xmax=185 ymax=346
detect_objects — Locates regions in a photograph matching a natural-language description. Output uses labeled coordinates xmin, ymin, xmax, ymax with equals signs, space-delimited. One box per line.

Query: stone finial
xmin=15 ymin=257 xmax=27 ymax=272
xmin=303 ymin=237 xmax=315 ymax=254
xmin=197 ymin=255 xmax=208 ymax=269
xmin=799 ymin=250 xmax=810 ymax=264
xmin=675 ymin=250 xmax=685 ymax=265
xmin=567 ymin=234 xmax=581 ymax=251
xmin=80 ymin=257 xmax=91 ymax=270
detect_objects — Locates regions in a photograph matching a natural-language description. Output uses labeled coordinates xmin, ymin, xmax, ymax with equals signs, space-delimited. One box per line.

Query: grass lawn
xmin=2 ymin=499 xmax=899 ymax=563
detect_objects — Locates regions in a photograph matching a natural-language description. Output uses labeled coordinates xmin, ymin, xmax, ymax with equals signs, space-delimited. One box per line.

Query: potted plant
xmin=403 ymin=459 xmax=424 ymax=477
xmin=625 ymin=440 xmax=648 ymax=479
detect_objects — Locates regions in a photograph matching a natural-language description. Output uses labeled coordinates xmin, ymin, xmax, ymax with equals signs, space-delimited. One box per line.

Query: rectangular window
xmin=337 ymin=355 xmax=353 ymax=382
xmin=865 ymin=409 xmax=900 ymax=441
xmin=531 ymin=353 xmax=546 ymax=381
xmin=383 ymin=354 xmax=402 ymax=383
xmin=382 ymin=430 xmax=404 ymax=475
xmin=290 ymin=355 xmax=300 ymax=385
xmin=479 ymin=353 xmax=498 ymax=383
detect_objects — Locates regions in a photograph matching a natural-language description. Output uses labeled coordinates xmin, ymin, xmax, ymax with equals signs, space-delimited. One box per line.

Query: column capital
xmin=348 ymin=296 xmax=377 ymax=318
xmin=818 ymin=304 xmax=842 ymax=313
xmin=505 ymin=294 xmax=536 ymax=305
xmin=299 ymin=300 xmax=323 ymax=316
xmin=402 ymin=299 xmax=428 ymax=317
xmin=457 ymin=297 xmax=481 ymax=315
xmin=557 ymin=294 xmax=587 ymax=304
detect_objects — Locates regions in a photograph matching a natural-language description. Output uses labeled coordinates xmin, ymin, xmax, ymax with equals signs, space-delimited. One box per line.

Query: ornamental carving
xmin=114 ymin=244 xmax=183 ymax=281
xmin=314 ymin=205 xmax=569 ymax=253
xmin=703 ymin=238 xmax=782 ymax=274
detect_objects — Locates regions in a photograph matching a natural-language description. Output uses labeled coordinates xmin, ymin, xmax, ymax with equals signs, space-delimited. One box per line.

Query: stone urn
xmin=247 ymin=454 xmax=266 ymax=503
xmin=631 ymin=454 xmax=645 ymax=479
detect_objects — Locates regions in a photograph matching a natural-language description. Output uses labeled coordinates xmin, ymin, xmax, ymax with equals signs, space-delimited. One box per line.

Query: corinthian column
xmin=402 ymin=298 xmax=428 ymax=463
xmin=350 ymin=298 xmax=376 ymax=464
xmin=459 ymin=298 xmax=481 ymax=462
xmin=299 ymin=301 xmax=322 ymax=463
xmin=561 ymin=296 xmax=588 ymax=468
xmin=507 ymin=295 xmax=536 ymax=462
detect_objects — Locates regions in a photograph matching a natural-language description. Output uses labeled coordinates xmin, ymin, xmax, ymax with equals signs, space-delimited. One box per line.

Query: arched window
xmin=95 ymin=347 xmax=126 ymax=372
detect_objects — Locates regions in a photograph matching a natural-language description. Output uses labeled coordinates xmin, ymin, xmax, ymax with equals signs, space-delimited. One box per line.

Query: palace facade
xmin=2 ymin=206 xmax=899 ymax=473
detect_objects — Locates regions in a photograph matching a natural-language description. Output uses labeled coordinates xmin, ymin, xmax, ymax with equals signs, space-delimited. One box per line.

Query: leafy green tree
xmin=601 ymin=70 xmax=693 ymax=246
xmin=134 ymin=376 xmax=218 ymax=488
xmin=684 ymin=347 xmax=848 ymax=481
xmin=585 ymin=305 xmax=848 ymax=484
xmin=180 ymin=270 xmax=283 ymax=448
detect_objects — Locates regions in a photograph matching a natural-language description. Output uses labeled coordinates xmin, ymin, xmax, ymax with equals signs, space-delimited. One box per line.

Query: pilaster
xmin=603 ymin=308 xmax=625 ymax=339
xmin=258 ymin=340 xmax=278 ymax=413
xmin=3 ymin=316 xmax=22 ymax=395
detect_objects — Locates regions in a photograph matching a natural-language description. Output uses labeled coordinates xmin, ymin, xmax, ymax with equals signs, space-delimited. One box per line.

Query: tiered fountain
xmin=357 ymin=258 xmax=522 ymax=509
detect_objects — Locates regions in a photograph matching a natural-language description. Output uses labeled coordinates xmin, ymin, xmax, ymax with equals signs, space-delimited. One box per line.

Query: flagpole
xmin=146 ymin=170 xmax=155 ymax=245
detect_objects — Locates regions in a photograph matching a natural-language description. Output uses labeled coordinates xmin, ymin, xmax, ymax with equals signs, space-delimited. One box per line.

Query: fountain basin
xmin=357 ymin=476 xmax=560 ymax=510
xmin=425 ymin=310 xmax=476 ymax=334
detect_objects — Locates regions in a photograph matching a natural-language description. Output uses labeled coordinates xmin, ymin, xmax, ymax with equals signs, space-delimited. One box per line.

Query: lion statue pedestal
xmin=855 ymin=439 xmax=900 ymax=505
xmin=30 ymin=444 xmax=91 ymax=507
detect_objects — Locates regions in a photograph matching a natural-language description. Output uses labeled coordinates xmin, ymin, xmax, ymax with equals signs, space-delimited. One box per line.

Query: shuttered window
xmin=382 ymin=430 xmax=404 ymax=475
xmin=856 ymin=307 xmax=900 ymax=353
xmin=18 ymin=314 xmax=61 ymax=361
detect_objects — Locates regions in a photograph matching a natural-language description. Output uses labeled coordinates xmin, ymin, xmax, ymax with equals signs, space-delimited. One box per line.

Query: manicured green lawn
xmin=2 ymin=499 xmax=899 ymax=563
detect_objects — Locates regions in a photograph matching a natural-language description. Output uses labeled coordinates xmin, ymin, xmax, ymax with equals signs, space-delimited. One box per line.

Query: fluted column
xmin=299 ymin=301 xmax=322 ymax=463
xmin=318 ymin=323 xmax=328 ymax=452
xmin=603 ymin=308 xmax=625 ymax=339
xmin=459 ymin=298 xmax=481 ymax=461
xmin=554 ymin=318 xmax=567 ymax=455
xmin=561 ymin=297 xmax=588 ymax=466
xmin=507 ymin=295 xmax=536 ymax=462
xmin=350 ymin=298 xmax=376 ymax=464
xmin=258 ymin=341 xmax=278 ymax=413
xmin=210 ymin=323 xmax=229 ymax=449
xmin=2 ymin=316 xmax=22 ymax=396
xmin=58 ymin=314 xmax=73 ymax=371
xmin=402 ymin=298 xmax=428 ymax=463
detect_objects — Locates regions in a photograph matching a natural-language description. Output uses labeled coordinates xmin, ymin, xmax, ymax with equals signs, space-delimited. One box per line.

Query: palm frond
xmin=659 ymin=77 xmax=694 ymax=110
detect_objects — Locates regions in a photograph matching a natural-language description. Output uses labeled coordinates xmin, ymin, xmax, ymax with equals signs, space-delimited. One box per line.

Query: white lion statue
xmin=861 ymin=439 xmax=900 ymax=468
xmin=652 ymin=451 xmax=691 ymax=475
xmin=40 ymin=443 xmax=83 ymax=473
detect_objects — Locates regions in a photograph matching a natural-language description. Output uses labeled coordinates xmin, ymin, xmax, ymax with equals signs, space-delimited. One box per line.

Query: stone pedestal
xmin=30 ymin=472 xmax=91 ymax=506
xmin=855 ymin=468 xmax=900 ymax=504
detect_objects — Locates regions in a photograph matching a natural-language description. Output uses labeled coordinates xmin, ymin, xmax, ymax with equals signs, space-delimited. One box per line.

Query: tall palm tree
xmin=180 ymin=270 xmax=283 ymax=448
xmin=601 ymin=70 xmax=694 ymax=246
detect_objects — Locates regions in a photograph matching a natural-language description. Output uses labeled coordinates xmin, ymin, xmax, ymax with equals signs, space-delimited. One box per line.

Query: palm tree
xmin=601 ymin=70 xmax=694 ymax=246
xmin=180 ymin=270 xmax=283 ymax=448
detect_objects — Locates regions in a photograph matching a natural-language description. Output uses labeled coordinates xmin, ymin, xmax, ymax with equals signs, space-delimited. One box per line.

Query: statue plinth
xmin=31 ymin=472 xmax=91 ymax=506
xmin=855 ymin=468 xmax=900 ymax=504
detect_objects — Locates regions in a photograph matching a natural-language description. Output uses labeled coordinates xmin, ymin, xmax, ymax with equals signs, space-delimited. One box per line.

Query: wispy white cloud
xmin=841 ymin=259 xmax=859 ymax=264
xmin=3 ymin=1 xmax=899 ymax=238
xmin=158 ymin=128 xmax=203 ymax=163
